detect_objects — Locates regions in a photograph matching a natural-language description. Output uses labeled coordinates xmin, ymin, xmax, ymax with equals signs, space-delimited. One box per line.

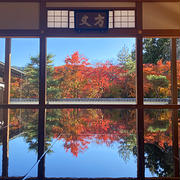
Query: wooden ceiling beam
xmin=0 ymin=0 xmax=179 ymax=2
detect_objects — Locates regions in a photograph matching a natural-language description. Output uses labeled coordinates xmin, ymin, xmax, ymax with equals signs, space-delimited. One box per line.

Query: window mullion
xmin=136 ymin=36 xmax=144 ymax=179
xmin=38 ymin=0 xmax=47 ymax=178
xmin=171 ymin=38 xmax=179 ymax=177
xmin=2 ymin=38 xmax=11 ymax=177
xmin=136 ymin=0 xmax=144 ymax=178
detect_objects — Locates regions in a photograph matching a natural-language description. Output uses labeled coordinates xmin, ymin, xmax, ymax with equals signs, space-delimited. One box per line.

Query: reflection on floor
xmin=0 ymin=109 xmax=178 ymax=179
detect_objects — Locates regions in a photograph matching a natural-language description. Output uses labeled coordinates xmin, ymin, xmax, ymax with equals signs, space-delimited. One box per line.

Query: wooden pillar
xmin=136 ymin=36 xmax=144 ymax=180
xmin=171 ymin=38 xmax=179 ymax=177
xmin=38 ymin=0 xmax=47 ymax=179
xmin=136 ymin=1 xmax=144 ymax=179
xmin=2 ymin=38 xmax=11 ymax=177
xmin=38 ymin=36 xmax=46 ymax=179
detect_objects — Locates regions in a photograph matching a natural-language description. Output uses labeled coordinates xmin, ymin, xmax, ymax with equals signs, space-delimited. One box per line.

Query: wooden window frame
xmin=0 ymin=1 xmax=180 ymax=180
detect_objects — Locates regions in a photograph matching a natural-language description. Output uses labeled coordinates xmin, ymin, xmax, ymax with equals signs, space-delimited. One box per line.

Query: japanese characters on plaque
xmin=75 ymin=10 xmax=108 ymax=31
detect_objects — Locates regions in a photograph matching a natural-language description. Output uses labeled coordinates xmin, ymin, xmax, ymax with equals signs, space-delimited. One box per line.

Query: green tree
xmin=117 ymin=45 xmax=131 ymax=65
xmin=23 ymin=56 xmax=39 ymax=98
xmin=143 ymin=38 xmax=170 ymax=64
xmin=116 ymin=46 xmax=136 ymax=98
xmin=146 ymin=75 xmax=169 ymax=98
xmin=131 ymin=38 xmax=173 ymax=64
xmin=21 ymin=109 xmax=62 ymax=153
xmin=117 ymin=45 xmax=136 ymax=74
xmin=177 ymin=39 xmax=180 ymax=59
xmin=22 ymin=54 xmax=60 ymax=99
xmin=46 ymin=54 xmax=61 ymax=100
xmin=144 ymin=143 xmax=173 ymax=177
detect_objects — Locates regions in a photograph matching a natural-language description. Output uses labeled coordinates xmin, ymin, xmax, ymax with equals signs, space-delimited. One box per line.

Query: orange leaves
xmin=55 ymin=51 xmax=129 ymax=98
xmin=11 ymin=76 xmax=24 ymax=98
xmin=177 ymin=60 xmax=180 ymax=92
xmin=55 ymin=52 xmax=173 ymax=99
xmin=65 ymin=51 xmax=90 ymax=66
xmin=55 ymin=52 xmax=92 ymax=98
xmin=143 ymin=59 xmax=171 ymax=97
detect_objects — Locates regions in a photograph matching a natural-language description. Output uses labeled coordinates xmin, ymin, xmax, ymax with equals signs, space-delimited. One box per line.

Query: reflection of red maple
xmin=51 ymin=109 xmax=136 ymax=157
xmin=51 ymin=109 xmax=173 ymax=157
xmin=144 ymin=111 xmax=173 ymax=148
xmin=8 ymin=108 xmax=174 ymax=157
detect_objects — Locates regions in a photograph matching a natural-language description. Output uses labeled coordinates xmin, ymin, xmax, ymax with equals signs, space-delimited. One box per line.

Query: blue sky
xmin=0 ymin=38 xmax=135 ymax=67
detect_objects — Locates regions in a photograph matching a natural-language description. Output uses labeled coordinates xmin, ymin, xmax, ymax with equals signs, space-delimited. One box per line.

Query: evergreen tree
xmin=23 ymin=56 xmax=39 ymax=98
xmin=143 ymin=38 xmax=170 ymax=64
xmin=130 ymin=38 xmax=180 ymax=64
xmin=117 ymin=45 xmax=131 ymax=65
xmin=46 ymin=54 xmax=61 ymax=100
xmin=22 ymin=54 xmax=60 ymax=99
xmin=131 ymin=38 xmax=180 ymax=64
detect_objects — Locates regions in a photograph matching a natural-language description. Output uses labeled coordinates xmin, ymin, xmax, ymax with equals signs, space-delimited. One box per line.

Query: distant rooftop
xmin=0 ymin=61 xmax=25 ymax=79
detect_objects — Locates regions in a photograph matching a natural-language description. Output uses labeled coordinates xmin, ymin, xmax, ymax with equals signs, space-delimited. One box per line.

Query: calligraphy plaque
xmin=75 ymin=10 xmax=108 ymax=31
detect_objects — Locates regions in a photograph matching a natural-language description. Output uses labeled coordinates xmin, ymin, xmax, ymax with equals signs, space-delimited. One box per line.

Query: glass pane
xmin=0 ymin=109 xmax=38 ymax=177
xmin=0 ymin=38 xmax=5 ymax=105
xmin=144 ymin=109 xmax=173 ymax=177
xmin=47 ymin=38 xmax=136 ymax=104
xmin=45 ymin=109 xmax=137 ymax=178
xmin=143 ymin=38 xmax=171 ymax=105
xmin=10 ymin=38 xmax=39 ymax=104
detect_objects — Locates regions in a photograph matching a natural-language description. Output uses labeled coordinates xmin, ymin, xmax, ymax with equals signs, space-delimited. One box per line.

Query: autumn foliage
xmin=54 ymin=51 xmax=128 ymax=98
xmin=10 ymin=51 xmax=180 ymax=99
xmin=6 ymin=46 xmax=180 ymax=177
xmin=9 ymin=51 xmax=177 ymax=159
